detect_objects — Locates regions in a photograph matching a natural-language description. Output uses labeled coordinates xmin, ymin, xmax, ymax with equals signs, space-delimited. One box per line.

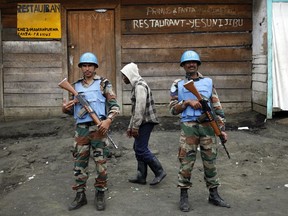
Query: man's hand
xmin=126 ymin=128 xmax=139 ymax=138
xmin=186 ymin=99 xmax=202 ymax=110
xmin=62 ymin=98 xmax=75 ymax=113
xmin=220 ymin=131 xmax=228 ymax=143
xmin=98 ymin=118 xmax=112 ymax=135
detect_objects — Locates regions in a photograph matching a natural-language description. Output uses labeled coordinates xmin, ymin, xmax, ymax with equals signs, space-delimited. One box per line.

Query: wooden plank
xmin=131 ymin=62 xmax=251 ymax=76
xmin=122 ymin=88 xmax=251 ymax=104
xmin=121 ymin=33 xmax=252 ymax=48
xmin=3 ymin=61 xmax=62 ymax=68
xmin=4 ymin=82 xmax=62 ymax=94
xmin=3 ymin=41 xmax=62 ymax=53
xmin=121 ymin=0 xmax=252 ymax=5
xmin=121 ymin=4 xmax=252 ymax=19
xmin=4 ymin=68 xmax=62 ymax=82
xmin=122 ymin=75 xmax=251 ymax=90
xmin=252 ymin=54 xmax=267 ymax=64
xmin=252 ymin=82 xmax=267 ymax=92
xmin=122 ymin=101 xmax=252 ymax=116
xmin=252 ymin=73 xmax=266 ymax=82
xmin=252 ymin=103 xmax=266 ymax=116
xmin=252 ymin=64 xmax=267 ymax=74
xmin=3 ymin=53 xmax=62 ymax=67
xmin=222 ymin=102 xmax=252 ymax=114
xmin=4 ymin=93 xmax=62 ymax=107
xmin=252 ymin=90 xmax=267 ymax=106
xmin=4 ymin=107 xmax=62 ymax=120
xmin=1 ymin=14 xmax=16 ymax=28
xmin=122 ymin=18 xmax=252 ymax=34
xmin=122 ymin=47 xmax=252 ymax=63
xmin=67 ymin=10 xmax=116 ymax=86
xmin=218 ymin=89 xmax=251 ymax=102
xmin=2 ymin=28 xmax=22 ymax=41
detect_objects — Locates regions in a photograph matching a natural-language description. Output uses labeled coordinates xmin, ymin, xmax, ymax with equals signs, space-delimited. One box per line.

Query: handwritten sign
xmin=132 ymin=18 xmax=244 ymax=29
xmin=17 ymin=3 xmax=61 ymax=39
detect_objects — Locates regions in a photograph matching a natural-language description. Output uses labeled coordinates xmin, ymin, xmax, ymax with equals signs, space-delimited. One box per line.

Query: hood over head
xmin=120 ymin=62 xmax=141 ymax=85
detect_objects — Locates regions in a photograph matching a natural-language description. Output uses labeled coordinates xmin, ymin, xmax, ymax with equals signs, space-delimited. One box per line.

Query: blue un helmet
xmin=180 ymin=50 xmax=201 ymax=67
xmin=78 ymin=52 xmax=99 ymax=68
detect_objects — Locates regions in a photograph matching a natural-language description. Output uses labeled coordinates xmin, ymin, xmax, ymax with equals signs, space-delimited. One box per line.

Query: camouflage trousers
xmin=177 ymin=121 xmax=220 ymax=189
xmin=71 ymin=123 xmax=109 ymax=192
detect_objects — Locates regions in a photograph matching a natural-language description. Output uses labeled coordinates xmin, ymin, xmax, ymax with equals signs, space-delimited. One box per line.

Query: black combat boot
xmin=208 ymin=187 xmax=231 ymax=208
xmin=68 ymin=191 xmax=87 ymax=211
xmin=147 ymin=156 xmax=167 ymax=185
xmin=179 ymin=188 xmax=190 ymax=212
xmin=128 ymin=160 xmax=147 ymax=185
xmin=95 ymin=190 xmax=106 ymax=211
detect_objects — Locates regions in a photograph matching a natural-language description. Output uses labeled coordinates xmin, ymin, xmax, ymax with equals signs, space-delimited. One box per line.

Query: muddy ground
xmin=0 ymin=111 xmax=288 ymax=216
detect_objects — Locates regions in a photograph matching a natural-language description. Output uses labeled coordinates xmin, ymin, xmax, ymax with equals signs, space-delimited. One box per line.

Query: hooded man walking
xmin=120 ymin=62 xmax=166 ymax=186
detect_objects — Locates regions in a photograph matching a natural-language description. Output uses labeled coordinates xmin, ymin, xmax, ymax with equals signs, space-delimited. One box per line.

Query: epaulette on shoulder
xmin=173 ymin=78 xmax=182 ymax=85
xmin=72 ymin=77 xmax=84 ymax=85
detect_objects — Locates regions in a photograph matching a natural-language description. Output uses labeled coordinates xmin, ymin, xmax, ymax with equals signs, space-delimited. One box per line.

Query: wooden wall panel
xmin=121 ymin=5 xmax=252 ymax=19
xmin=122 ymin=19 xmax=251 ymax=34
xmin=123 ymin=89 xmax=251 ymax=104
xmin=122 ymin=33 xmax=252 ymax=48
xmin=2 ymin=41 xmax=63 ymax=110
xmin=4 ymin=93 xmax=62 ymax=107
xmin=122 ymin=75 xmax=251 ymax=90
xmin=120 ymin=1 xmax=253 ymax=115
xmin=121 ymin=0 xmax=252 ymax=5
xmin=131 ymin=62 xmax=251 ymax=77
xmin=122 ymin=48 xmax=251 ymax=63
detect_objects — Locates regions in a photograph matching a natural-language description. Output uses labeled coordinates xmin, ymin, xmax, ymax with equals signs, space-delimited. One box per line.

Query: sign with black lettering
xmin=17 ymin=3 xmax=61 ymax=39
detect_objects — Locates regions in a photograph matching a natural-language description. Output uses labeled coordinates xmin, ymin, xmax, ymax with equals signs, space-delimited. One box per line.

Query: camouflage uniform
xmin=71 ymin=75 xmax=120 ymax=192
xmin=169 ymin=75 xmax=225 ymax=189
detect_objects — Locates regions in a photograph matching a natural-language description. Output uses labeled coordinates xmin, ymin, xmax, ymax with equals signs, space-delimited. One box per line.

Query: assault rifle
xmin=183 ymin=80 xmax=230 ymax=159
xmin=58 ymin=78 xmax=118 ymax=149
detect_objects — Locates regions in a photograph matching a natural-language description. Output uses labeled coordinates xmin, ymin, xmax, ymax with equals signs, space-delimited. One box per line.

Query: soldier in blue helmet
xmin=169 ymin=50 xmax=230 ymax=212
xmin=62 ymin=52 xmax=120 ymax=211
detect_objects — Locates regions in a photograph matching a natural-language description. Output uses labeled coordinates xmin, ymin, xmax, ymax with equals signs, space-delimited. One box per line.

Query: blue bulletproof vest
xmin=74 ymin=80 xmax=106 ymax=124
xmin=178 ymin=78 xmax=212 ymax=122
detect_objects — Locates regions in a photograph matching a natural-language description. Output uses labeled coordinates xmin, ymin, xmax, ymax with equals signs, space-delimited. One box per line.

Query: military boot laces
xmin=208 ymin=187 xmax=231 ymax=208
xmin=179 ymin=188 xmax=190 ymax=212
xmin=95 ymin=191 xmax=106 ymax=211
xmin=68 ymin=191 xmax=87 ymax=211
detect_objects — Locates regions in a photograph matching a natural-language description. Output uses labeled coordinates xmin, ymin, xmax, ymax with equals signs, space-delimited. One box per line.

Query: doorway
xmin=67 ymin=10 xmax=116 ymax=87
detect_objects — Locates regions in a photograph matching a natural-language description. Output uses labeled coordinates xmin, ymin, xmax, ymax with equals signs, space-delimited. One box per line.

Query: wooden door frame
xmin=61 ymin=1 xmax=122 ymax=111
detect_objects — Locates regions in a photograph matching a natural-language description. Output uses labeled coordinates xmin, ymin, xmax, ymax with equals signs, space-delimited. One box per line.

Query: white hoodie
xmin=121 ymin=63 xmax=158 ymax=129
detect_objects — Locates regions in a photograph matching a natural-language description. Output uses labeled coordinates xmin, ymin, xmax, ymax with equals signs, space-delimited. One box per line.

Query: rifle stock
xmin=58 ymin=78 xmax=79 ymax=97
xmin=183 ymin=80 xmax=230 ymax=159
xmin=58 ymin=78 xmax=118 ymax=148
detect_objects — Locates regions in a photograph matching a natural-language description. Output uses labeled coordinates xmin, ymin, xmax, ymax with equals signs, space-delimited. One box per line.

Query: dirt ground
xmin=0 ymin=111 xmax=288 ymax=216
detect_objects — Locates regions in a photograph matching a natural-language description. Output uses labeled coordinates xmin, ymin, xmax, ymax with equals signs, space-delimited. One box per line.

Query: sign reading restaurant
xmin=17 ymin=3 xmax=61 ymax=39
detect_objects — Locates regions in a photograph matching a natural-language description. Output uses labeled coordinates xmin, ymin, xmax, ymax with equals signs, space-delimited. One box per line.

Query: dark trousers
xmin=133 ymin=123 xmax=155 ymax=162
